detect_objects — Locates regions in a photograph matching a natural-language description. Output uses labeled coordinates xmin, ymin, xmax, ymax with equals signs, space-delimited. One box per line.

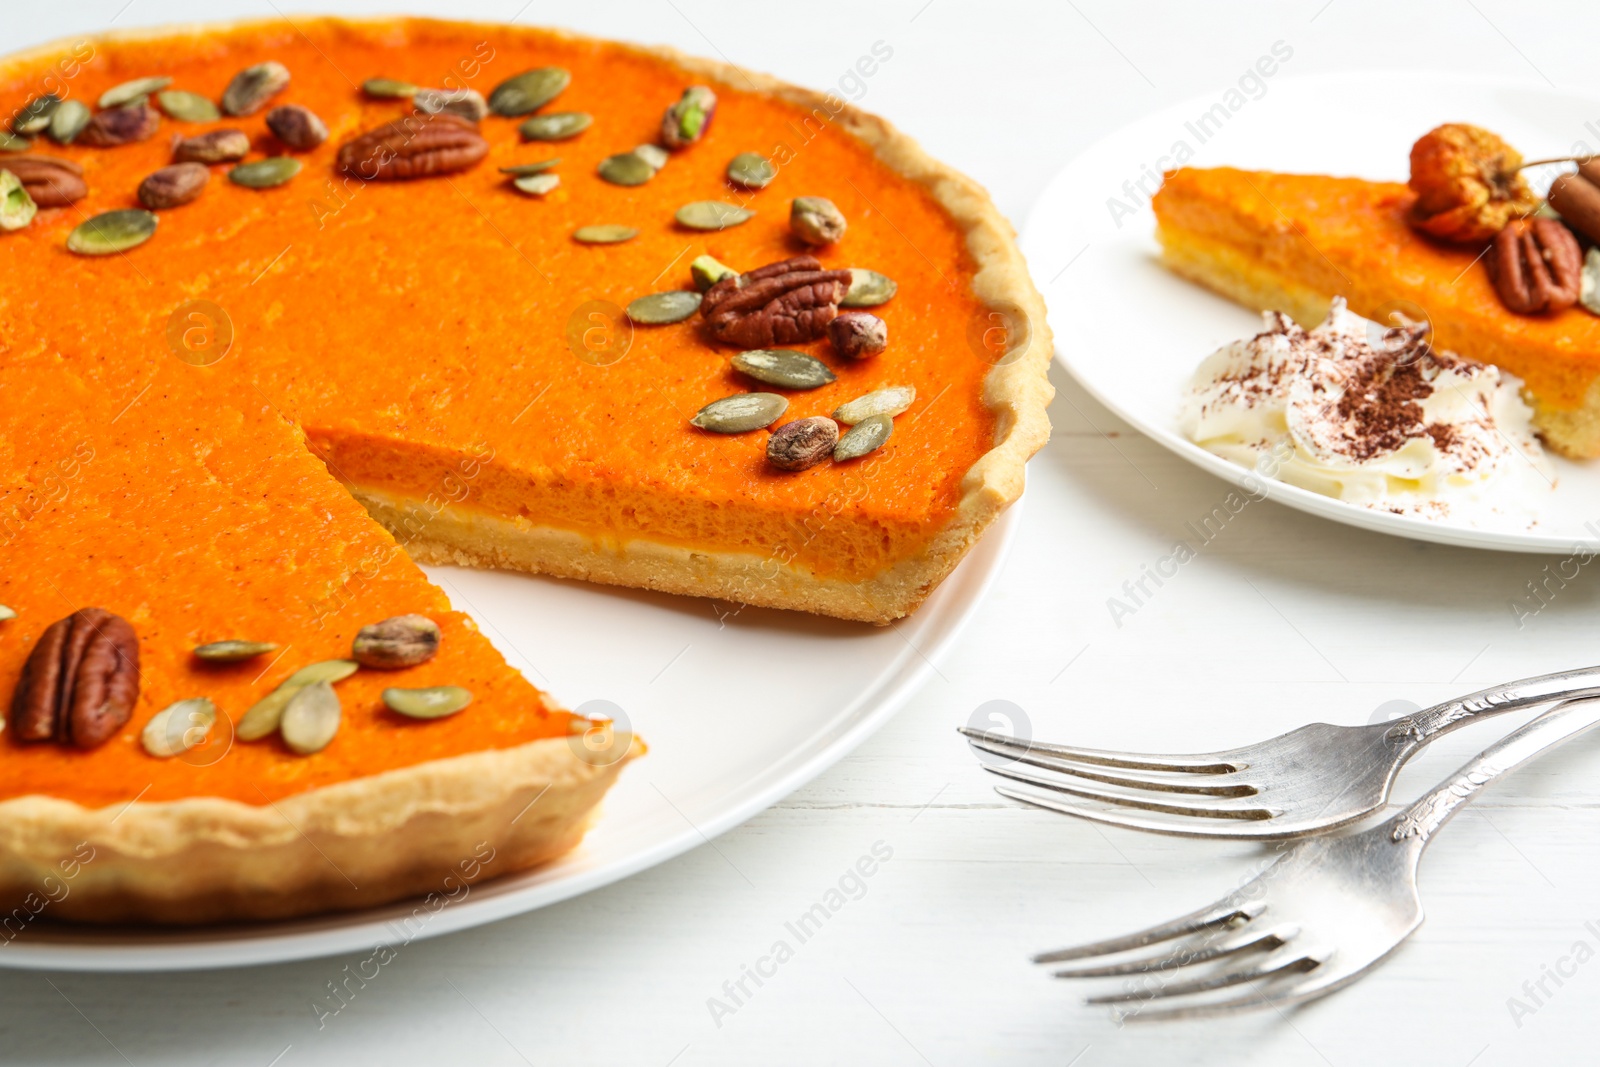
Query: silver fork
xmin=1037 ymin=696 xmax=1600 ymax=1020
xmin=961 ymin=664 xmax=1600 ymax=839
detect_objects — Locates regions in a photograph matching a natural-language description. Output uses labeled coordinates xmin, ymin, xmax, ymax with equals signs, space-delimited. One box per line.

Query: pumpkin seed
xmin=834 ymin=413 xmax=893 ymax=461
xmin=284 ymin=659 xmax=360 ymax=686
xmin=0 ymin=171 xmax=37 ymax=232
xmin=280 ymin=680 xmax=342 ymax=755
xmin=691 ymin=254 xmax=737 ymax=291
xmin=488 ymin=67 xmax=570 ymax=117
xmin=633 ymin=143 xmax=670 ymax=170
xmin=237 ymin=685 xmax=296 ymax=741
xmin=676 ymin=200 xmax=754 ymax=231
xmin=732 ymin=349 xmax=836 ymax=390
xmin=48 ymin=99 xmax=91 ymax=144
xmin=833 ymin=385 xmax=916 ymax=424
xmin=100 ymin=76 xmax=172 ymax=109
xmin=66 ymin=209 xmax=157 ymax=255
xmin=0 ymin=131 xmax=29 ymax=153
xmin=499 ymin=159 xmax=561 ymax=176
xmin=155 ymin=89 xmax=220 ymax=122
xmin=222 ymin=62 xmax=290 ymax=116
xmin=193 ymin=639 xmax=279 ymax=662
xmin=142 ymin=697 xmax=217 ymax=757
xmin=141 ymin=697 xmax=218 ymax=758
xmin=383 ymin=685 xmax=473 ymax=719
xmin=573 ymin=224 xmax=638 ymax=244
xmin=727 ymin=152 xmax=775 ymax=189
xmin=0 ymin=605 xmax=14 ymax=621
xmin=1583 ymin=248 xmax=1600 ymax=317
xmin=520 ymin=111 xmax=591 ymax=141
xmin=352 ymin=615 xmax=440 ymax=669
xmin=363 ymin=77 xmax=418 ymax=98
xmin=12 ymin=95 xmax=59 ymax=135
xmin=628 ymin=290 xmax=703 ymax=324
xmin=598 ymin=151 xmax=656 ymax=186
xmin=690 ymin=392 xmax=788 ymax=433
xmin=229 ymin=156 xmax=302 ymax=189
xmin=841 ymin=268 xmax=898 ymax=307
xmin=514 ymin=173 xmax=560 ymax=197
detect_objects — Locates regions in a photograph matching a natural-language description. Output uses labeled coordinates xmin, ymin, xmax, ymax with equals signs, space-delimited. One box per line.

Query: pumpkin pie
xmin=1153 ymin=166 xmax=1600 ymax=457
xmin=0 ymin=17 xmax=1048 ymax=923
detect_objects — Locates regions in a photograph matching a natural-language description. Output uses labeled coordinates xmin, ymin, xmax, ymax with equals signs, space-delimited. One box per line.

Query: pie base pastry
xmin=1153 ymin=166 xmax=1600 ymax=458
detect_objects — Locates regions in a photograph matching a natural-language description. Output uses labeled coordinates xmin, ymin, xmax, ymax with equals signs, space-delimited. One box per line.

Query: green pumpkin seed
xmin=841 ymin=268 xmax=898 ymax=307
xmin=691 ymin=254 xmax=737 ymax=291
xmin=49 ymin=99 xmax=91 ymax=144
xmin=598 ymin=151 xmax=656 ymax=186
xmin=732 ymin=349 xmax=835 ymax=389
xmin=628 ymin=290 xmax=703 ymax=325
xmin=499 ymin=159 xmax=560 ymax=176
xmin=12 ymin=94 xmax=59 ymax=135
xmin=833 ymin=385 xmax=916 ymax=424
xmin=520 ymin=111 xmax=591 ymax=141
xmin=100 ymin=76 xmax=172 ymax=109
xmin=237 ymin=686 xmax=295 ymax=741
xmin=280 ymin=680 xmax=342 ymax=755
xmin=0 ymin=131 xmax=29 ymax=153
xmin=383 ymin=685 xmax=473 ymax=719
xmin=222 ymin=62 xmax=290 ymax=116
xmin=727 ymin=152 xmax=776 ymax=189
xmin=690 ymin=392 xmax=788 ymax=433
xmin=363 ymin=77 xmax=418 ymax=98
xmin=0 ymin=171 xmax=37 ymax=232
xmin=633 ymin=143 xmax=669 ymax=170
xmin=573 ymin=224 xmax=638 ymax=244
xmin=0 ymin=605 xmax=14 ymax=621
xmin=141 ymin=697 xmax=217 ymax=758
xmin=488 ymin=67 xmax=570 ymax=117
xmin=514 ymin=173 xmax=561 ymax=197
xmin=229 ymin=156 xmax=302 ymax=189
xmin=284 ymin=659 xmax=360 ymax=686
xmin=676 ymin=200 xmax=754 ymax=231
xmin=1583 ymin=248 xmax=1600 ymax=316
xmin=66 ymin=209 xmax=157 ymax=255
xmin=834 ymin=413 xmax=893 ymax=461
xmin=193 ymin=639 xmax=279 ymax=662
xmin=155 ymin=89 xmax=220 ymax=122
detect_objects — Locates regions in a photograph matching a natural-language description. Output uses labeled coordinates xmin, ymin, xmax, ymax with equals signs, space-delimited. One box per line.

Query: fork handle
xmin=1390 ymin=697 xmax=1600 ymax=845
xmin=1395 ymin=664 xmax=1600 ymax=743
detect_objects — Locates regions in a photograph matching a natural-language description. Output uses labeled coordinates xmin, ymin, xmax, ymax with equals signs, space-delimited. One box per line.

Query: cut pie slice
xmin=0 ymin=353 xmax=638 ymax=924
xmin=1153 ymin=166 xmax=1600 ymax=457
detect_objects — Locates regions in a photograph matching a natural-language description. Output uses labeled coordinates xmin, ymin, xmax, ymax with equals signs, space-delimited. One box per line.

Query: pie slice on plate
xmin=0 ymin=17 xmax=1049 ymax=924
xmin=1153 ymin=166 xmax=1600 ymax=457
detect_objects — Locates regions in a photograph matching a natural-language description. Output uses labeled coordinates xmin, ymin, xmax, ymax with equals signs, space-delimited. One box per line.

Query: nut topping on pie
xmin=1486 ymin=217 xmax=1582 ymax=314
xmin=336 ymin=112 xmax=490 ymax=181
xmin=701 ymin=255 xmax=853 ymax=347
xmin=10 ymin=608 xmax=140 ymax=749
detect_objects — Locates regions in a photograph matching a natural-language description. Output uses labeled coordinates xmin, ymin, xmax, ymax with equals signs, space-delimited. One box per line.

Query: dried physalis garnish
xmin=1407 ymin=123 xmax=1541 ymax=244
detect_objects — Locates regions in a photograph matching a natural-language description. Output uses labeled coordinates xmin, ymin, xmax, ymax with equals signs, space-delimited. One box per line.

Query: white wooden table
xmin=10 ymin=1 xmax=1600 ymax=1062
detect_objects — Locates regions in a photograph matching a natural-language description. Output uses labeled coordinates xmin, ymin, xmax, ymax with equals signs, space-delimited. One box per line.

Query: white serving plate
xmin=1022 ymin=71 xmax=1600 ymax=553
xmin=2 ymin=506 xmax=1018 ymax=971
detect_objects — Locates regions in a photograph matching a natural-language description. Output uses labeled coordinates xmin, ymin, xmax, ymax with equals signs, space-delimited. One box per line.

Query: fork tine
xmin=994 ymin=786 xmax=1285 ymax=838
xmin=1106 ymin=949 xmax=1332 ymax=1021
xmin=958 ymin=727 xmax=1241 ymax=774
xmin=1089 ymin=945 xmax=1320 ymax=1005
xmin=985 ymin=769 xmax=1277 ymax=820
xmin=1047 ymin=922 xmax=1298 ymax=979
xmin=967 ymin=740 xmax=1257 ymax=797
xmin=1033 ymin=899 xmax=1264 ymax=964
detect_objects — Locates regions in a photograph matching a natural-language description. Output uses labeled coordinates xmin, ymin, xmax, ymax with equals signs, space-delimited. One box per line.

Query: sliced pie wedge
xmin=1153 ymin=166 xmax=1600 ymax=457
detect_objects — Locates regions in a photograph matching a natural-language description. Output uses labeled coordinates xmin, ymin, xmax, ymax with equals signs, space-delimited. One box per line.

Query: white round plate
xmin=1022 ymin=71 xmax=1600 ymax=554
xmin=2 ymin=505 xmax=1017 ymax=971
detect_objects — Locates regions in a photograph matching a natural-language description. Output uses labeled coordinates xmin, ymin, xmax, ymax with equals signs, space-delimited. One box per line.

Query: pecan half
xmin=1486 ymin=217 xmax=1582 ymax=315
xmin=0 ymin=154 xmax=86 ymax=206
xmin=336 ymin=113 xmax=489 ymax=181
xmin=11 ymin=608 xmax=140 ymax=749
xmin=78 ymin=103 xmax=161 ymax=148
xmin=701 ymin=256 xmax=853 ymax=347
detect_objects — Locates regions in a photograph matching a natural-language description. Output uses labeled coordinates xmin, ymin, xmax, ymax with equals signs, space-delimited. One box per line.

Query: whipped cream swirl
xmin=1178 ymin=299 xmax=1552 ymax=523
